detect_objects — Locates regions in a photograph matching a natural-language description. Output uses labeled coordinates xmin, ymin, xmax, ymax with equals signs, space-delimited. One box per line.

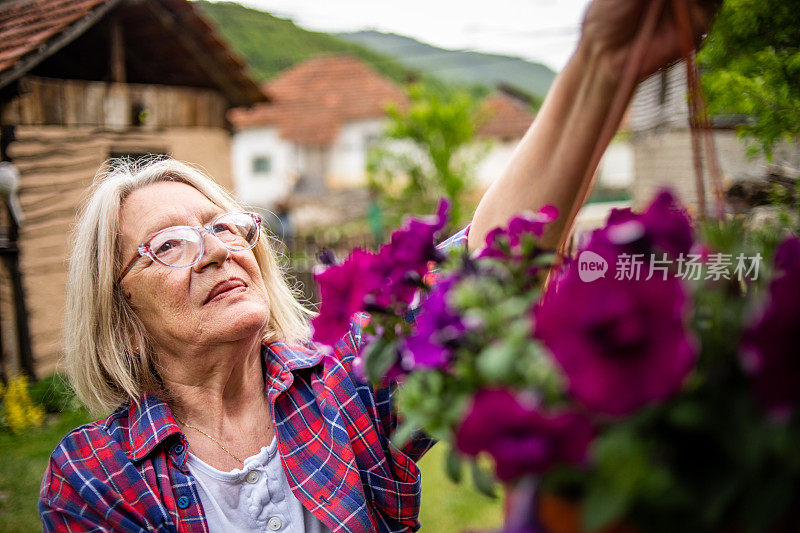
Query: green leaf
xmin=531 ymin=252 xmax=556 ymax=266
xmin=363 ymin=338 xmax=398 ymax=383
xmin=581 ymin=485 xmax=630 ymax=532
xmin=471 ymin=460 xmax=497 ymax=498
xmin=476 ymin=341 xmax=517 ymax=382
xmin=445 ymin=447 xmax=464 ymax=484
xmin=739 ymin=471 xmax=795 ymax=532
xmin=666 ymin=401 xmax=706 ymax=430
xmin=703 ymin=477 xmax=743 ymax=526
xmin=390 ymin=419 xmax=417 ymax=450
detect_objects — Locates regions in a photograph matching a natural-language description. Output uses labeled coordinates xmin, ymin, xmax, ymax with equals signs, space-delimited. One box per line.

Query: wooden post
xmin=0 ymin=223 xmax=34 ymax=380
xmin=3 ymin=251 xmax=35 ymax=380
xmin=0 ymin=265 xmax=5 ymax=384
xmin=110 ymin=16 xmax=126 ymax=85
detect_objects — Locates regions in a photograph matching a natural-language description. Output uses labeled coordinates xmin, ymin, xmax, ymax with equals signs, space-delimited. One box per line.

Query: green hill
xmin=193 ymin=1 xmax=411 ymax=83
xmin=337 ymin=31 xmax=556 ymax=98
xmin=194 ymin=1 xmax=555 ymax=99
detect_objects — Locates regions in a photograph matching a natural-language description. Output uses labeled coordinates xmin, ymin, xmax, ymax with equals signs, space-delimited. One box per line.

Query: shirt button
xmin=170 ymin=443 xmax=184 ymax=455
xmin=177 ymin=496 xmax=190 ymax=509
xmin=267 ymin=516 xmax=282 ymax=530
xmin=245 ymin=470 xmax=260 ymax=484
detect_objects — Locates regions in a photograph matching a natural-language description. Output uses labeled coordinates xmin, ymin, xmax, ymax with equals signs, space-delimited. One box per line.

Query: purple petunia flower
xmin=534 ymin=270 xmax=697 ymax=417
xmin=401 ymin=277 xmax=466 ymax=369
xmin=741 ymin=235 xmax=800 ymax=420
xmin=455 ymin=389 xmax=594 ymax=482
xmin=311 ymin=248 xmax=379 ymax=347
xmin=312 ymin=201 xmax=449 ymax=347
xmin=774 ymin=234 xmax=800 ymax=272
xmin=587 ymin=189 xmax=694 ymax=259
xmin=370 ymin=199 xmax=449 ymax=308
xmin=533 ymin=189 xmax=697 ymax=416
xmin=641 ymin=189 xmax=695 ymax=256
xmin=606 ymin=206 xmax=637 ymax=225
xmin=478 ymin=205 xmax=559 ymax=259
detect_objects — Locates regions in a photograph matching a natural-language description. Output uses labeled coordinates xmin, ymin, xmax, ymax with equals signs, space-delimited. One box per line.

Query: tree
xmin=367 ymin=83 xmax=487 ymax=232
xmin=698 ymin=0 xmax=800 ymax=157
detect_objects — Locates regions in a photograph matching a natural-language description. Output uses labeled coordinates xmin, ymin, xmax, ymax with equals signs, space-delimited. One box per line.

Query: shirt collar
xmin=124 ymin=340 xmax=325 ymax=461
xmin=126 ymin=393 xmax=182 ymax=462
xmin=264 ymin=340 xmax=325 ymax=370
xmin=262 ymin=340 xmax=326 ymax=395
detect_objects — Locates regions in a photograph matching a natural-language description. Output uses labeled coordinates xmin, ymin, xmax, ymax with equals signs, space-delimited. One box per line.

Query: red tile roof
xmin=0 ymin=0 xmax=264 ymax=105
xmin=0 ymin=0 xmax=107 ymax=79
xmin=477 ymin=91 xmax=535 ymax=140
xmin=230 ymin=55 xmax=407 ymax=146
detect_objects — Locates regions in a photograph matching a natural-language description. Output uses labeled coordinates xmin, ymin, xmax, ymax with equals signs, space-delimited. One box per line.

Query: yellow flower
xmin=2 ymin=374 xmax=44 ymax=433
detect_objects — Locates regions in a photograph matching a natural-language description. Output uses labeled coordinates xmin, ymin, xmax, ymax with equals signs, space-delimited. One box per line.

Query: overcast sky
xmin=206 ymin=0 xmax=594 ymax=72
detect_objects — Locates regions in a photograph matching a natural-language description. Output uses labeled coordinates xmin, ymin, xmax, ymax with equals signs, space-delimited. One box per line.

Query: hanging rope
xmin=673 ymin=0 xmax=726 ymax=219
xmin=555 ymin=0 xmax=725 ymax=259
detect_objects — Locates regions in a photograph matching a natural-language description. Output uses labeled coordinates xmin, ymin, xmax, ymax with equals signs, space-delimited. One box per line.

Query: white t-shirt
xmin=186 ymin=436 xmax=333 ymax=533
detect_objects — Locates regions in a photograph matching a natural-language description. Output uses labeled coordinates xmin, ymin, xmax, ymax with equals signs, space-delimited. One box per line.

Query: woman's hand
xmin=580 ymin=0 xmax=721 ymax=81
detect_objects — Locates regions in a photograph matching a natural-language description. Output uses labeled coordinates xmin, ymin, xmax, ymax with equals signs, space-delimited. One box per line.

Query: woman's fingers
xmin=580 ymin=0 xmax=722 ymax=81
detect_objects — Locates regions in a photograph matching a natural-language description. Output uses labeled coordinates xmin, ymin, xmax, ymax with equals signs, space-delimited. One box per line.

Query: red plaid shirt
xmin=39 ymin=227 xmax=469 ymax=533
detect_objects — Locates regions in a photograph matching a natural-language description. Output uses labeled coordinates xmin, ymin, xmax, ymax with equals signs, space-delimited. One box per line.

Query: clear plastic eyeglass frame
xmin=116 ymin=211 xmax=262 ymax=284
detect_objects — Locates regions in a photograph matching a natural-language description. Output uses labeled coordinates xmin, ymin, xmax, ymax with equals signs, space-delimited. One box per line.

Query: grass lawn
xmin=0 ymin=410 xmax=502 ymax=532
xmin=0 ymin=408 xmax=93 ymax=532
xmin=418 ymin=443 xmax=504 ymax=532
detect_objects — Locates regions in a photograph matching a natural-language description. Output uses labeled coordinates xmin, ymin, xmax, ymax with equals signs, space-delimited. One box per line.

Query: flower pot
xmin=504 ymin=479 xmax=635 ymax=533
xmin=537 ymin=493 xmax=636 ymax=533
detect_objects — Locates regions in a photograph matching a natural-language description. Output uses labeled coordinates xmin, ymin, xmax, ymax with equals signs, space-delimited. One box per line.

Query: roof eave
xmin=0 ymin=0 xmax=123 ymax=91
xmin=142 ymin=0 xmax=266 ymax=106
xmin=0 ymin=0 xmax=267 ymax=106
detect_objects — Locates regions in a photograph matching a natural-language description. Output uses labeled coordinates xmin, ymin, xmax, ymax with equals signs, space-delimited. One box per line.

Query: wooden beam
xmin=141 ymin=0 xmax=247 ymax=105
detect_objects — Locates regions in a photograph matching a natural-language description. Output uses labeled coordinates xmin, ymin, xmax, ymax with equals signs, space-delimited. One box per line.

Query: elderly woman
xmin=39 ymin=1 xmax=716 ymax=531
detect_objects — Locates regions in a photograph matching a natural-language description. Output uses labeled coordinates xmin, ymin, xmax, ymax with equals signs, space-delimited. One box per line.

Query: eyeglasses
xmin=117 ymin=211 xmax=262 ymax=283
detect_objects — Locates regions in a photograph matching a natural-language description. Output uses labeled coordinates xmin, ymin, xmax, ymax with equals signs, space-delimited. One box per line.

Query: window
xmin=364 ymin=133 xmax=380 ymax=149
xmin=658 ymin=70 xmax=669 ymax=106
xmin=252 ymin=156 xmax=272 ymax=175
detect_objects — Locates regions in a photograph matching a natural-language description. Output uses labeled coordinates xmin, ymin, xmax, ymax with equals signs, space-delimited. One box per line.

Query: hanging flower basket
xmin=311 ymin=189 xmax=800 ymax=532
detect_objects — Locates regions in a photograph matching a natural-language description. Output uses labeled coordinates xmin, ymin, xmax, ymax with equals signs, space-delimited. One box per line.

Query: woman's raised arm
xmin=467 ymin=0 xmax=720 ymax=252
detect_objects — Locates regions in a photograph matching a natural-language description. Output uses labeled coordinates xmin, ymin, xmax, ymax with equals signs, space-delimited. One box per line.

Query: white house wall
xmin=233 ymin=121 xmax=601 ymax=208
xmin=598 ymin=140 xmax=635 ymax=188
xmin=328 ymin=119 xmax=386 ymax=188
xmin=475 ymin=140 xmax=517 ymax=190
xmin=632 ymin=130 xmax=800 ymax=213
xmin=232 ymin=126 xmax=294 ymax=210
xmin=471 ymin=137 xmax=633 ymax=192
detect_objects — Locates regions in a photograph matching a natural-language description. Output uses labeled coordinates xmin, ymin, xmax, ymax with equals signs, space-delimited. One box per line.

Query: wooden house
xmin=629 ymin=62 xmax=800 ymax=212
xmin=0 ymin=0 xmax=265 ymax=377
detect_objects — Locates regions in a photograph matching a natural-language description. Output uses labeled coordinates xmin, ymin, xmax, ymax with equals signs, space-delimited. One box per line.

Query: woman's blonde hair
xmin=65 ymin=157 xmax=313 ymax=415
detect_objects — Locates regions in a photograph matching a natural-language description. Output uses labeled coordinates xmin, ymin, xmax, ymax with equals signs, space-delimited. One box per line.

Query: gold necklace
xmin=173 ymin=416 xmax=245 ymax=467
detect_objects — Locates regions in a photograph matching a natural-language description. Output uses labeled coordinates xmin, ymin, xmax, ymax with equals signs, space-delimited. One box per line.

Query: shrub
xmin=29 ymin=373 xmax=82 ymax=414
